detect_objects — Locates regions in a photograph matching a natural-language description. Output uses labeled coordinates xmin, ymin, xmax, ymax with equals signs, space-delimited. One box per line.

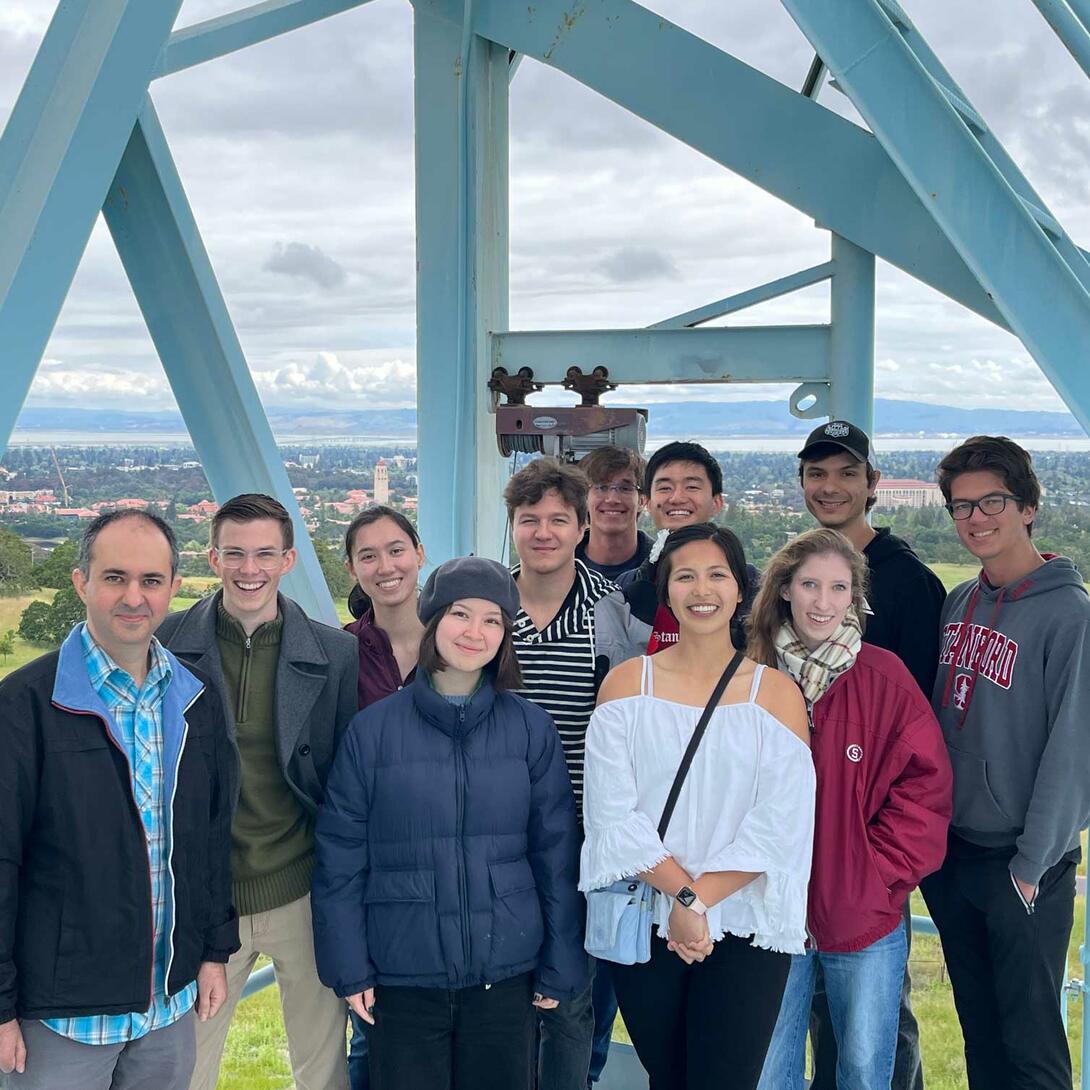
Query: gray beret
xmin=417 ymin=556 xmax=521 ymax=625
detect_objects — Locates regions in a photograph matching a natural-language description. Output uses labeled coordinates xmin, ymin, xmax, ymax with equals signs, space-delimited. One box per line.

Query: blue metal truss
xmin=0 ymin=0 xmax=184 ymax=451
xmin=780 ymin=0 xmax=1090 ymax=436
xmin=104 ymin=101 xmax=338 ymax=624
xmin=1030 ymin=0 xmax=1090 ymax=80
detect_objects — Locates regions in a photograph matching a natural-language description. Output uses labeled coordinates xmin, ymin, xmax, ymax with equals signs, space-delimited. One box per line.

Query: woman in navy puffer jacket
xmin=312 ymin=557 xmax=587 ymax=1090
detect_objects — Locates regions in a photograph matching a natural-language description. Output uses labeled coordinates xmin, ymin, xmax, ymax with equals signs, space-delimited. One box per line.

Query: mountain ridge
xmin=12 ymin=400 xmax=1084 ymax=438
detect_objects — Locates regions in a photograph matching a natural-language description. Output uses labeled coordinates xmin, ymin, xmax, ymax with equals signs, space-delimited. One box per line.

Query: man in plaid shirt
xmin=0 ymin=511 xmax=238 ymax=1089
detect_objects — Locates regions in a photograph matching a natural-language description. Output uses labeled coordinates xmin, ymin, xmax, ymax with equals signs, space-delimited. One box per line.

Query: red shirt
xmin=344 ymin=610 xmax=415 ymax=710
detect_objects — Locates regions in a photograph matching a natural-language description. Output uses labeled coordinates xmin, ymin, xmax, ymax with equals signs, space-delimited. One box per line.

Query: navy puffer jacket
xmin=312 ymin=670 xmax=587 ymax=1000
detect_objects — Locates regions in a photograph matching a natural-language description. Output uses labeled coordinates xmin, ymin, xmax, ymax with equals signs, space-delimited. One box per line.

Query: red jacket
xmin=807 ymin=643 xmax=952 ymax=952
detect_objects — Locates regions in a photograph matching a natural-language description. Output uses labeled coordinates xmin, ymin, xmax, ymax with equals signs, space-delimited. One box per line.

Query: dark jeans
xmin=368 ymin=972 xmax=535 ymax=1090
xmin=809 ymin=899 xmax=923 ymax=1090
xmin=538 ymin=962 xmax=594 ymax=1090
xmin=921 ymin=839 xmax=1076 ymax=1090
xmin=611 ymin=934 xmax=789 ymax=1090
xmin=590 ymin=958 xmax=618 ymax=1084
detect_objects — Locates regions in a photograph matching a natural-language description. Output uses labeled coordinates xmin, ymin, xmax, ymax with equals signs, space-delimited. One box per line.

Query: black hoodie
xmin=862 ymin=527 xmax=947 ymax=695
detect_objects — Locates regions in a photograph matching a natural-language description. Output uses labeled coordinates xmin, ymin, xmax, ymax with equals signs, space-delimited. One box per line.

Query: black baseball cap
xmin=797 ymin=420 xmax=872 ymax=464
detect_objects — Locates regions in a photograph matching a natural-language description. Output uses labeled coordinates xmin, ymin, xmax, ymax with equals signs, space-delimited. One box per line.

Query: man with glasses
xmin=158 ymin=494 xmax=358 ymax=1090
xmin=922 ymin=436 xmax=1090 ymax=1090
xmin=574 ymin=447 xmax=652 ymax=582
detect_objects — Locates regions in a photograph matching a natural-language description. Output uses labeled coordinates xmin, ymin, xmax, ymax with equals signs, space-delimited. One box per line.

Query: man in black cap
xmin=797 ymin=419 xmax=946 ymax=1090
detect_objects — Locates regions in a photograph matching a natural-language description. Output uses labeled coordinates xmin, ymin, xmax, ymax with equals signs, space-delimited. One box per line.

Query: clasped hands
xmin=666 ymin=898 xmax=714 ymax=964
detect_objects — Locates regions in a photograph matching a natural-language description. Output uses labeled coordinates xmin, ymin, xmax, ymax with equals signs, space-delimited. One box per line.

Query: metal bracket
xmin=562 ymin=366 xmax=617 ymax=407
xmin=488 ymin=366 xmax=543 ymax=408
xmin=789 ymin=382 xmax=830 ymax=419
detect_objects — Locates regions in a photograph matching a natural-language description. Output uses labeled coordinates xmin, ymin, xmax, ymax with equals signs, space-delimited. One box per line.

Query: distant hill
xmin=12 ymin=400 xmax=1085 ymax=438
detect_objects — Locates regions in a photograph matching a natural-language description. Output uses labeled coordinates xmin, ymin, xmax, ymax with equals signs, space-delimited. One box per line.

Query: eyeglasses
xmin=214 ymin=547 xmax=289 ymax=570
xmin=945 ymin=494 xmax=1021 ymax=520
xmin=591 ymin=483 xmax=639 ymax=496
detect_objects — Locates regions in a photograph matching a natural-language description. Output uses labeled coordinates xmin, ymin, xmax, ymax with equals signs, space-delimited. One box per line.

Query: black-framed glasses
xmin=945 ymin=493 xmax=1021 ymax=520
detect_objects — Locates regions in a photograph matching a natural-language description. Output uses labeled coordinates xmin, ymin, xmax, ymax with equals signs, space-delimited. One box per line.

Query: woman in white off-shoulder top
xmin=580 ymin=523 xmax=816 ymax=1090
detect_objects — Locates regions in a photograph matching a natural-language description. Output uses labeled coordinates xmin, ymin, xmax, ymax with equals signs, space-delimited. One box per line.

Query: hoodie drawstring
xmin=941 ymin=581 xmax=1007 ymax=726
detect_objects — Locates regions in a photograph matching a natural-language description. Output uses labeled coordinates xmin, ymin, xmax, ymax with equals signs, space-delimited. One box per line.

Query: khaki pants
xmin=189 ymin=894 xmax=348 ymax=1090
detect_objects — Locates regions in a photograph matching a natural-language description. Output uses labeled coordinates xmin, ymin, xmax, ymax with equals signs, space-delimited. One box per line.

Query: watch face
xmin=677 ymin=887 xmax=696 ymax=908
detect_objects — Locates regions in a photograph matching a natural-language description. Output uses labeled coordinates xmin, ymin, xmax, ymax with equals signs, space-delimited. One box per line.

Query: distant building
xmin=373 ymin=459 xmax=390 ymax=505
xmin=55 ymin=507 xmax=96 ymax=520
xmin=300 ymin=453 xmax=320 ymax=469
xmin=874 ymin=479 xmax=943 ymax=509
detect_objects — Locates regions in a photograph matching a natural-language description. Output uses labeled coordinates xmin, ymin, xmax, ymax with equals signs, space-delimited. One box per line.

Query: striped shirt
xmin=43 ymin=625 xmax=197 ymax=1046
xmin=512 ymin=560 xmax=616 ymax=814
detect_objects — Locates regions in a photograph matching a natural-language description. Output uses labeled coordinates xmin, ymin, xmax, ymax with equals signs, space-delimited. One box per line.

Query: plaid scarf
xmin=775 ymin=609 xmax=863 ymax=705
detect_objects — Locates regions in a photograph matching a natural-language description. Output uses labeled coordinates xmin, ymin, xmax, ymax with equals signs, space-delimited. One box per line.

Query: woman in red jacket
xmin=748 ymin=528 xmax=952 ymax=1090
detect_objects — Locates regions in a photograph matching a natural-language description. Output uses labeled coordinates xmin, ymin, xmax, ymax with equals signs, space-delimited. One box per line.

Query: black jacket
xmin=863 ymin=527 xmax=947 ymax=695
xmin=0 ymin=629 xmax=239 ymax=1024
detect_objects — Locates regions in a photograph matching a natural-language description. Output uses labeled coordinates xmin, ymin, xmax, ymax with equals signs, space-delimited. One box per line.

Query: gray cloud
xmin=263 ymin=241 xmax=348 ymax=290
xmin=596 ymin=246 xmax=681 ymax=284
xmin=3 ymin=0 xmax=1089 ymax=417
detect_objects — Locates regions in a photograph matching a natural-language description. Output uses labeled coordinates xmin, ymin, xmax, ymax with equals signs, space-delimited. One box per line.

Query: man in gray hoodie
xmin=922 ymin=436 xmax=1090 ymax=1090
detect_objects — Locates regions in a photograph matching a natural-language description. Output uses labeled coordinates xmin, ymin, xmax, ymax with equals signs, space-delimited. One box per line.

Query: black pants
xmin=368 ymin=972 xmax=534 ymax=1090
xmin=920 ymin=839 xmax=1076 ymax=1090
xmin=611 ymin=934 xmax=789 ymax=1090
xmin=809 ymin=899 xmax=923 ymax=1090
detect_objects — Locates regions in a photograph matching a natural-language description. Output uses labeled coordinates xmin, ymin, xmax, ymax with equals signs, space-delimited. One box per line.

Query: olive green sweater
xmin=217 ymin=605 xmax=313 ymax=915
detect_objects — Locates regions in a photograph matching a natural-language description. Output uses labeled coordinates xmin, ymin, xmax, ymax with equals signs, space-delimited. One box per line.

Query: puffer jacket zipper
xmin=454 ymin=705 xmax=471 ymax=973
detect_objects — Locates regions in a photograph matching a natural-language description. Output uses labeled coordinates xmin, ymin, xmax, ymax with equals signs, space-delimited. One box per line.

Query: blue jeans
xmin=758 ymin=922 xmax=907 ymax=1090
xmin=348 ymin=1011 xmax=369 ymax=1090
xmin=589 ymin=958 xmax=618 ymax=1084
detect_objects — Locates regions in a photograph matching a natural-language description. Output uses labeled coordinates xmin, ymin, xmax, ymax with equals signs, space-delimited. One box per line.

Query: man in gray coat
xmin=157 ymin=494 xmax=358 ymax=1090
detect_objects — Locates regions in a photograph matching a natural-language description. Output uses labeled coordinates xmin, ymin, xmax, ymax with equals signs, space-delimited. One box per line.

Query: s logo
xmin=846 ymin=744 xmax=863 ymax=763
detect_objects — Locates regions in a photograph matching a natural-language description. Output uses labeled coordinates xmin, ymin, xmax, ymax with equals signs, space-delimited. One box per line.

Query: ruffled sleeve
xmin=698 ymin=719 xmax=816 ymax=953
xmin=579 ymin=699 xmax=670 ymax=890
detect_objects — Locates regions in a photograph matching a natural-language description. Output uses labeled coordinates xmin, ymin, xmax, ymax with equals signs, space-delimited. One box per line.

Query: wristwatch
xmin=675 ymin=885 xmax=708 ymax=916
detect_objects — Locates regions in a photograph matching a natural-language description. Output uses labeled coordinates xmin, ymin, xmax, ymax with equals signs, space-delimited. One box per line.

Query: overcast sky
xmin=2 ymin=0 xmax=1089 ymax=418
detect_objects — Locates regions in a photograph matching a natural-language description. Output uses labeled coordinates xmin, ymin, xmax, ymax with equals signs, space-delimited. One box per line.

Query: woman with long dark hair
xmin=313 ymin=557 xmax=587 ymax=1090
xmin=580 ymin=523 xmax=815 ymax=1090
xmin=749 ymin=528 xmax=951 ymax=1090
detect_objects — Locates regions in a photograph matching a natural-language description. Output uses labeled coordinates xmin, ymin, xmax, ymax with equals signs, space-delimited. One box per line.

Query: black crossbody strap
xmin=657 ymin=650 xmax=746 ymax=840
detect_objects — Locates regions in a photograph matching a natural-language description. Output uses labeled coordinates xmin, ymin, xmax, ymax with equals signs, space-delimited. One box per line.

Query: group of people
xmin=0 ymin=421 xmax=1088 ymax=1090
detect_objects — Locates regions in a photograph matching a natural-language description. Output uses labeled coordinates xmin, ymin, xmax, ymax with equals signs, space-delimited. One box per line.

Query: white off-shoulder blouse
xmin=579 ymin=658 xmax=816 ymax=954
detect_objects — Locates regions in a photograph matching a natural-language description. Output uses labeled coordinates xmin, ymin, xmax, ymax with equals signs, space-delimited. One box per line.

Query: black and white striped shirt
xmin=512 ymin=560 xmax=615 ymax=816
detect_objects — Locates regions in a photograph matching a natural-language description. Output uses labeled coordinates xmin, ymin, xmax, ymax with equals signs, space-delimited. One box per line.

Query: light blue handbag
xmin=583 ymin=651 xmax=743 ymax=965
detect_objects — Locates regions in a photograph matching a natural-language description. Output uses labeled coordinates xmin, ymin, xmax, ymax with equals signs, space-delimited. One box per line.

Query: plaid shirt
xmin=42 ymin=625 xmax=197 ymax=1045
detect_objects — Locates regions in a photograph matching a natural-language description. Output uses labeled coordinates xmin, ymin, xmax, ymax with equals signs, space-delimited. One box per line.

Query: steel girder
xmin=414 ymin=0 xmax=1008 ymax=328
xmin=104 ymin=101 xmax=338 ymax=624
xmin=0 ymin=0 xmax=184 ymax=454
xmin=413 ymin=3 xmax=511 ymax=563
xmin=781 ymin=0 xmax=1090 ymax=435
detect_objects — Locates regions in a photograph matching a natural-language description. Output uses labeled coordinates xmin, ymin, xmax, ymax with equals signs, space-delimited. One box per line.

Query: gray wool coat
xmin=157 ymin=590 xmax=360 ymax=815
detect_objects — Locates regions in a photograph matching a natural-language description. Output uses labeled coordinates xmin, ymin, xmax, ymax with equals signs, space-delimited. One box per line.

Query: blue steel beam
xmin=0 ymin=0 xmax=183 ymax=457
xmin=828 ymin=234 xmax=875 ymax=435
xmin=414 ymin=0 xmax=1007 ymax=328
xmin=1029 ymin=0 xmax=1090 ymax=81
xmin=491 ymin=327 xmax=830 ymax=385
xmin=874 ymin=2 xmax=1090 ymax=296
xmin=155 ymin=0 xmax=376 ymax=78
xmin=103 ymin=100 xmax=338 ymax=625
xmin=650 ymin=262 xmax=835 ymax=329
xmin=414 ymin=4 xmax=511 ymax=564
xmin=780 ymin=0 xmax=1090 ymax=437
